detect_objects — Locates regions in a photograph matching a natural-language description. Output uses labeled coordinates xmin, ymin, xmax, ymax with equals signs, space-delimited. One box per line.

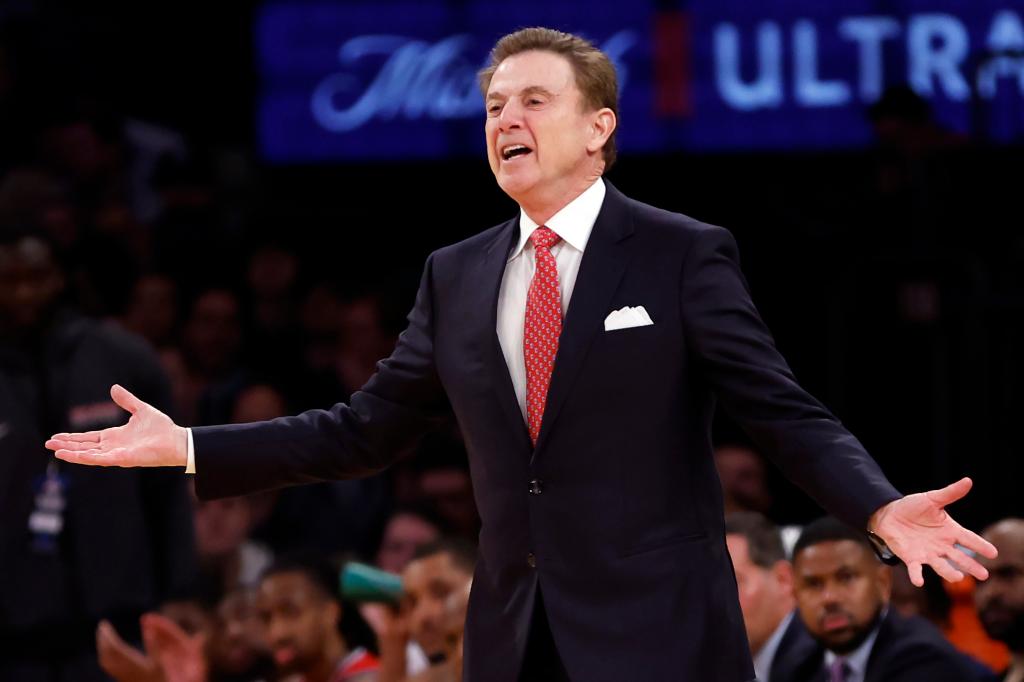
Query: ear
xmin=773 ymin=560 xmax=795 ymax=594
xmin=586 ymin=108 xmax=617 ymax=154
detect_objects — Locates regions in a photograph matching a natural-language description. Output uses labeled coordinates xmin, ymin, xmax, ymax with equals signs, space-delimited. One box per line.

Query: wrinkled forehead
xmin=486 ymin=50 xmax=578 ymax=99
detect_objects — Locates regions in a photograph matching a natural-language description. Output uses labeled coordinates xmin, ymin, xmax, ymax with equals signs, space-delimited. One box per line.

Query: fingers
xmin=926 ymin=554 xmax=965 ymax=583
xmin=55 ymin=447 xmax=132 ymax=467
xmin=46 ymin=435 xmax=103 ymax=452
xmin=907 ymin=561 xmax=925 ymax=587
xmin=945 ymin=547 xmax=990 ymax=582
xmin=958 ymin=528 xmax=999 ymax=560
xmin=111 ymin=384 xmax=145 ymax=415
xmin=926 ymin=477 xmax=973 ymax=507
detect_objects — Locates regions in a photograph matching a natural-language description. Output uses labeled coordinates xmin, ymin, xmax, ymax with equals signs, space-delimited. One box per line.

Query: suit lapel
xmin=473 ymin=217 xmax=533 ymax=451
xmin=532 ymin=182 xmax=634 ymax=459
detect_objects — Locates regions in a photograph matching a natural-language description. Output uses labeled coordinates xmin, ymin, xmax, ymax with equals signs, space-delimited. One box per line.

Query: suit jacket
xmin=770 ymin=610 xmax=995 ymax=682
xmin=193 ymin=182 xmax=901 ymax=682
xmin=770 ymin=612 xmax=822 ymax=682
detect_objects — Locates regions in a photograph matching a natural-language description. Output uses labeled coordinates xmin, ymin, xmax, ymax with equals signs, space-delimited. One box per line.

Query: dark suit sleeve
xmin=193 ymin=253 xmax=450 ymax=500
xmin=679 ymin=225 xmax=901 ymax=529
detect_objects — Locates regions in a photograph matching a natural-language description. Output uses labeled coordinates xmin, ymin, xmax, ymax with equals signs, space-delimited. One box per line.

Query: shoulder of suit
xmin=621 ymin=193 xmax=734 ymax=244
xmin=430 ymin=217 xmax=514 ymax=263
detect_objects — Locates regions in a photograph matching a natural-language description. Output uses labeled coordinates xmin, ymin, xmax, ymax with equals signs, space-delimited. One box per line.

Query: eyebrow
xmin=486 ymin=85 xmax=556 ymax=102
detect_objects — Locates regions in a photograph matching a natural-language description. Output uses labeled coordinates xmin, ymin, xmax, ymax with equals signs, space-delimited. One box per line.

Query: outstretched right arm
xmin=47 ymin=254 xmax=450 ymax=500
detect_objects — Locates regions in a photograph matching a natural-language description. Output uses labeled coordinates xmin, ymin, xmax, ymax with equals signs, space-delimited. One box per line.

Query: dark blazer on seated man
xmin=773 ymin=609 xmax=995 ymax=682
xmin=190 ymin=181 xmax=902 ymax=682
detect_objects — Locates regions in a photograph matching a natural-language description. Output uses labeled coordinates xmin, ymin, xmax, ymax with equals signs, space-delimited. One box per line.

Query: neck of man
xmin=517 ymin=166 xmax=603 ymax=226
xmin=751 ymin=599 xmax=795 ymax=654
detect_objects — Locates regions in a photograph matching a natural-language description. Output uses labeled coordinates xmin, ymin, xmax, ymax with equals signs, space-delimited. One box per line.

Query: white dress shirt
xmin=186 ymin=178 xmax=607 ymax=473
xmin=753 ymin=610 xmax=794 ymax=682
xmin=496 ymin=178 xmax=606 ymax=422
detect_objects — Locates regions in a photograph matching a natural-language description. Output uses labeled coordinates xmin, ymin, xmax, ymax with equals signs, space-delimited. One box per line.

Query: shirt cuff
xmin=185 ymin=428 xmax=196 ymax=474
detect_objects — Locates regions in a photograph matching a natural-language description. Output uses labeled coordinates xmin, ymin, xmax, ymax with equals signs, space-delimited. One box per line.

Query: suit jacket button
xmin=527 ymin=552 xmax=536 ymax=568
xmin=529 ymin=479 xmax=543 ymax=495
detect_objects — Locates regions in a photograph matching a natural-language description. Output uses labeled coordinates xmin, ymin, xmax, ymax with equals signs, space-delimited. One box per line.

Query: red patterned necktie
xmin=524 ymin=226 xmax=563 ymax=446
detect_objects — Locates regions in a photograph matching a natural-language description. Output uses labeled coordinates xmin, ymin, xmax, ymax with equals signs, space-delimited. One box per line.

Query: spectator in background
xmin=790 ymin=517 xmax=989 ymax=681
xmin=190 ymin=481 xmax=273 ymax=596
xmin=0 ymin=222 xmax=196 ymax=680
xmin=374 ymin=506 xmax=445 ymax=575
xmin=377 ymin=539 xmax=475 ymax=682
xmin=207 ymin=587 xmax=274 ymax=682
xmin=715 ymin=443 xmax=773 ymax=515
xmin=258 ymin=554 xmax=380 ymax=682
xmin=976 ymin=518 xmax=1024 ymax=681
xmin=120 ymin=273 xmax=179 ymax=350
xmin=725 ymin=512 xmax=806 ymax=682
xmin=171 ymin=287 xmax=246 ymax=425
xmin=336 ymin=293 xmax=398 ymax=397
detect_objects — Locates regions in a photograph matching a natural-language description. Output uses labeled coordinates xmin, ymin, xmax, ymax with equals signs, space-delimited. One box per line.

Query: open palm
xmin=45 ymin=384 xmax=187 ymax=468
xmin=871 ymin=477 xmax=998 ymax=586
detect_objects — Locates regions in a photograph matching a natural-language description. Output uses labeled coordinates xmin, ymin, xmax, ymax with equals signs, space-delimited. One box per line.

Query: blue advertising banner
xmin=255 ymin=0 xmax=1024 ymax=161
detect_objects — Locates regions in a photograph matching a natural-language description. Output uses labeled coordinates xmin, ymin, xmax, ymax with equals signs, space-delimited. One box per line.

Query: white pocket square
xmin=603 ymin=305 xmax=654 ymax=331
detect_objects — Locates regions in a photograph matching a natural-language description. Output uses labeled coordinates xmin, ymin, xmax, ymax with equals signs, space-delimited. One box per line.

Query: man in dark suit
xmin=48 ymin=27 xmax=997 ymax=682
xmin=724 ymin=511 xmax=798 ymax=681
xmin=787 ymin=517 xmax=993 ymax=682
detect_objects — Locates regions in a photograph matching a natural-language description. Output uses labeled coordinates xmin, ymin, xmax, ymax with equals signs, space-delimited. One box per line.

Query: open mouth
xmin=501 ymin=144 xmax=533 ymax=161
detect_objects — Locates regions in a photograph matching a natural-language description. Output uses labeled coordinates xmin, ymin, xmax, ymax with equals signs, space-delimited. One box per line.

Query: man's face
xmin=975 ymin=522 xmax=1024 ymax=651
xmin=0 ymin=237 xmax=64 ymax=334
xmin=375 ymin=513 xmax=440 ymax=574
xmin=210 ymin=589 xmax=270 ymax=676
xmin=257 ymin=571 xmax=338 ymax=676
xmin=726 ymin=534 xmax=793 ymax=653
xmin=793 ymin=540 xmax=891 ymax=654
xmin=400 ymin=552 xmax=472 ymax=659
xmin=484 ymin=50 xmax=607 ymax=207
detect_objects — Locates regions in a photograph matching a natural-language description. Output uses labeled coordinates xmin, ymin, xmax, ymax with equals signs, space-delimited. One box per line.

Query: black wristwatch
xmin=867 ymin=530 xmax=900 ymax=565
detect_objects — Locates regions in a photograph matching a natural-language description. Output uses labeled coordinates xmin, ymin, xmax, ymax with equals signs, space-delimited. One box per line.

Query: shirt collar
xmin=509 ymin=177 xmax=606 ymax=261
xmin=753 ymin=611 xmax=795 ymax=681
xmin=824 ymin=610 xmax=886 ymax=681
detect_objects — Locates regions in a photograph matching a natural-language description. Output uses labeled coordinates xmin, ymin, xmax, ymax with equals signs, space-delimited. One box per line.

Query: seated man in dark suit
xmin=789 ymin=517 xmax=992 ymax=682
xmin=725 ymin=511 xmax=801 ymax=681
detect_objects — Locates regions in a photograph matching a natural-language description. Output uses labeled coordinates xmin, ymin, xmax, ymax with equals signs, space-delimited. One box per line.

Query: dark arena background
xmin=1 ymin=1 xmax=1023 ymax=680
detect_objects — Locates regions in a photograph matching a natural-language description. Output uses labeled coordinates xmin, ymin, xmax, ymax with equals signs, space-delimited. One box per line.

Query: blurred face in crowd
xmin=484 ymin=50 xmax=614 ymax=217
xmin=715 ymin=446 xmax=771 ymax=514
xmin=0 ymin=236 xmax=64 ymax=335
xmin=123 ymin=274 xmax=177 ymax=346
xmin=401 ymin=552 xmax=473 ymax=659
xmin=231 ymin=384 xmax=288 ymax=423
xmin=726 ymin=533 xmax=795 ymax=654
xmin=210 ymin=588 xmax=271 ymax=677
xmin=376 ymin=512 xmax=441 ymax=574
xmin=183 ymin=289 xmax=241 ymax=375
xmin=257 ymin=570 xmax=341 ymax=676
xmin=793 ymin=540 xmax=891 ymax=654
xmin=976 ymin=519 xmax=1024 ymax=651
xmin=418 ymin=468 xmax=478 ymax=535
xmin=191 ymin=491 xmax=252 ymax=562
